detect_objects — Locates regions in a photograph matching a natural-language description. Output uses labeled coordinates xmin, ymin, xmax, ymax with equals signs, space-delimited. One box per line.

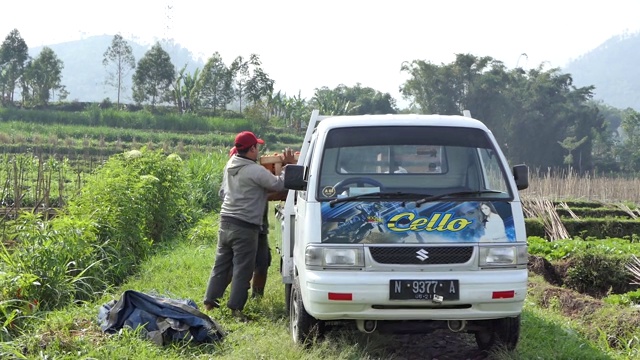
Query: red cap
xmin=229 ymin=147 xmax=238 ymax=156
xmin=234 ymin=131 xmax=264 ymax=151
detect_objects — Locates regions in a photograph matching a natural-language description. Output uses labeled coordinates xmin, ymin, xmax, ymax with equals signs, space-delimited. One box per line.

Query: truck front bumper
xmin=302 ymin=269 xmax=527 ymax=321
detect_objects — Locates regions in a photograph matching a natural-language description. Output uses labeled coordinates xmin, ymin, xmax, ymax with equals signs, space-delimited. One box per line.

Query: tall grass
xmin=0 ymin=106 xmax=258 ymax=133
xmin=525 ymin=168 xmax=640 ymax=205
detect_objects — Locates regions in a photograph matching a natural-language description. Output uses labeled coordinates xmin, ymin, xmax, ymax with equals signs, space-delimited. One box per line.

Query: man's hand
xmin=281 ymin=148 xmax=296 ymax=165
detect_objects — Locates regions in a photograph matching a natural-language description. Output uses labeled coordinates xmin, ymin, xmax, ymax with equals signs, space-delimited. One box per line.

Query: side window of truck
xmin=478 ymin=149 xmax=510 ymax=194
xmin=300 ymin=136 xmax=316 ymax=200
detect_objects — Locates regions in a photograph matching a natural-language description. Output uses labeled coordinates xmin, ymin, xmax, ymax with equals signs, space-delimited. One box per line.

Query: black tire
xmin=289 ymin=279 xmax=323 ymax=345
xmin=474 ymin=315 xmax=520 ymax=351
xmin=284 ymin=283 xmax=292 ymax=315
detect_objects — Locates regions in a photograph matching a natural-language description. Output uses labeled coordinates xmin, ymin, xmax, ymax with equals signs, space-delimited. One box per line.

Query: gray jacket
xmin=219 ymin=155 xmax=285 ymax=226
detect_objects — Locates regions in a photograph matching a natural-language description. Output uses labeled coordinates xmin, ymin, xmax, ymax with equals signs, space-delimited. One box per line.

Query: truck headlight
xmin=305 ymin=246 xmax=364 ymax=268
xmin=479 ymin=245 xmax=528 ymax=266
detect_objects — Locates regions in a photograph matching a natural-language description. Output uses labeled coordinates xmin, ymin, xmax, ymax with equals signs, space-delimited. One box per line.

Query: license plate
xmin=389 ymin=280 xmax=459 ymax=300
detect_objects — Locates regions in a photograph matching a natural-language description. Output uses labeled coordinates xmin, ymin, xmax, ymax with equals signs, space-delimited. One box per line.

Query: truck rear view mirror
xmin=284 ymin=165 xmax=307 ymax=190
xmin=512 ymin=164 xmax=529 ymax=190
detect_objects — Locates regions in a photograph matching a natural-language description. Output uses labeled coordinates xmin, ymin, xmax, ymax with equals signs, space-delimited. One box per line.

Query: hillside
xmin=29 ymin=35 xmax=205 ymax=103
xmin=563 ymin=31 xmax=640 ymax=111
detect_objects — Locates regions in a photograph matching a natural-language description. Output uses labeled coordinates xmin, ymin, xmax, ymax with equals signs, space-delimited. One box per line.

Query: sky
xmin=3 ymin=0 xmax=640 ymax=106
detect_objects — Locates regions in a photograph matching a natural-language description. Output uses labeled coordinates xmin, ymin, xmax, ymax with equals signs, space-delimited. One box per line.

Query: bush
xmin=182 ymin=150 xmax=227 ymax=213
xmin=563 ymin=250 xmax=635 ymax=297
xmin=0 ymin=147 xmax=195 ymax=337
xmin=603 ymin=289 xmax=640 ymax=306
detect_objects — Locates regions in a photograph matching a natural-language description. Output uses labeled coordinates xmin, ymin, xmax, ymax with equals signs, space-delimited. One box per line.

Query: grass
xmin=3 ymin=213 xmax=397 ymax=359
xmin=2 ymin=210 xmax=636 ymax=360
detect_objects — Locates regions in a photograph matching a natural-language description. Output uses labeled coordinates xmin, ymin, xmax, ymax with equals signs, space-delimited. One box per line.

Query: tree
xmin=132 ymin=42 xmax=176 ymax=106
xmin=230 ymin=55 xmax=249 ymax=113
xmin=312 ymin=86 xmax=358 ymax=115
xmin=0 ymin=29 xmax=29 ymax=105
xmin=230 ymin=54 xmax=273 ymax=114
xmin=339 ymin=83 xmax=397 ymax=114
xmin=102 ymin=34 xmax=135 ymax=107
xmin=20 ymin=47 xmax=64 ymax=106
xmin=172 ymin=65 xmax=203 ymax=113
xmin=311 ymin=84 xmax=397 ymax=115
xmin=200 ymin=52 xmax=234 ymax=113
xmin=244 ymin=62 xmax=274 ymax=105
xmin=400 ymin=53 xmax=605 ymax=172
xmin=400 ymin=54 xmax=501 ymax=115
xmin=286 ymin=91 xmax=310 ymax=131
xmin=558 ymin=136 xmax=588 ymax=167
xmin=615 ymin=108 xmax=640 ymax=172
xmin=507 ymin=66 xmax=599 ymax=170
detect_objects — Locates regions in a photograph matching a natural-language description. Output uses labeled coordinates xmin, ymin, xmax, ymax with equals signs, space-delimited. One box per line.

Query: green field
xmin=2 ymin=108 xmax=640 ymax=359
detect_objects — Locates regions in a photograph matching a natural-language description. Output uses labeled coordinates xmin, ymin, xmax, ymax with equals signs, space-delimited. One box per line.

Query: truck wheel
xmin=290 ymin=279 xmax=322 ymax=344
xmin=474 ymin=315 xmax=520 ymax=351
xmin=284 ymin=283 xmax=292 ymax=315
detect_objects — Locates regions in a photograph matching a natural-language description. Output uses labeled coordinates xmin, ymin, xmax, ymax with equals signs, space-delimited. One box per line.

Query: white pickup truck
xmin=275 ymin=110 xmax=529 ymax=350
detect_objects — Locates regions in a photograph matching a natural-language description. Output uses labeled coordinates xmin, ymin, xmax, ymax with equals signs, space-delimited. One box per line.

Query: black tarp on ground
xmin=98 ymin=290 xmax=225 ymax=346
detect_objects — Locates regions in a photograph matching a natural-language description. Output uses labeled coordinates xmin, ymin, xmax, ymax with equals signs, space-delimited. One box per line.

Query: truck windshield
xmin=317 ymin=126 xmax=511 ymax=200
xmin=317 ymin=126 xmax=516 ymax=244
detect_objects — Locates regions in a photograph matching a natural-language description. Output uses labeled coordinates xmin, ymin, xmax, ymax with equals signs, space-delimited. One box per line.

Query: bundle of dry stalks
xmin=558 ymin=202 xmax=580 ymax=220
xmin=615 ymin=203 xmax=639 ymax=220
xmin=526 ymin=168 xmax=640 ymax=205
xmin=626 ymin=255 xmax=640 ymax=285
xmin=522 ymin=196 xmax=570 ymax=241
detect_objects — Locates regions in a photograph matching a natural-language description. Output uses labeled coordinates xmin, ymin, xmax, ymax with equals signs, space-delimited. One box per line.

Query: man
xmin=203 ymin=131 xmax=293 ymax=321
xmin=224 ymin=147 xmax=273 ymax=299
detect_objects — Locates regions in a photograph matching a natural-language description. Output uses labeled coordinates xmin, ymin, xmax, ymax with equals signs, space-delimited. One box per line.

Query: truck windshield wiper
xmin=329 ymin=191 xmax=426 ymax=207
xmin=403 ymin=190 xmax=504 ymax=209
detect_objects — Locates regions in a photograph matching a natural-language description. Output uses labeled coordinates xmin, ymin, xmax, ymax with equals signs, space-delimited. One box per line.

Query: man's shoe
xmin=251 ymin=287 xmax=265 ymax=298
xmin=203 ymin=300 xmax=220 ymax=311
xmin=251 ymin=273 xmax=267 ymax=298
xmin=231 ymin=309 xmax=250 ymax=323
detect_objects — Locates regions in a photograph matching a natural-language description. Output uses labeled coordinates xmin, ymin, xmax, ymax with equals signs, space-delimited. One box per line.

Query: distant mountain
xmin=29 ymin=35 xmax=205 ymax=103
xmin=563 ymin=31 xmax=640 ymax=110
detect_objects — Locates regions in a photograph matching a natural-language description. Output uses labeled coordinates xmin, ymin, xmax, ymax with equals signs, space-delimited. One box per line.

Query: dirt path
xmin=386 ymin=331 xmax=489 ymax=360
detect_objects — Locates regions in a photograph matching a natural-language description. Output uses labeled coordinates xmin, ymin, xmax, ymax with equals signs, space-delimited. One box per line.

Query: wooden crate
xmin=260 ymin=153 xmax=299 ymax=175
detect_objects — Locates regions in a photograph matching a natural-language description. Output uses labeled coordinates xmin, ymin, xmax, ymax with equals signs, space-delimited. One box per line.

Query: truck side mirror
xmin=512 ymin=164 xmax=529 ymax=190
xmin=284 ymin=164 xmax=307 ymax=190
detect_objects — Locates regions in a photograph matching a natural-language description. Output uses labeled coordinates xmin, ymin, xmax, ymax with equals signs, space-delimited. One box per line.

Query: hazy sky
xmin=3 ymin=0 xmax=640 ymax=105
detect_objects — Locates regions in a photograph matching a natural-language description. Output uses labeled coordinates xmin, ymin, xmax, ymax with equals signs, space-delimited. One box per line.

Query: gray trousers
xmin=204 ymin=221 xmax=259 ymax=310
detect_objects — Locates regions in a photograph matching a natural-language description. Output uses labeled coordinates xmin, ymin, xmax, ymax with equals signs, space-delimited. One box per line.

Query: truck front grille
xmin=368 ymin=246 xmax=473 ymax=265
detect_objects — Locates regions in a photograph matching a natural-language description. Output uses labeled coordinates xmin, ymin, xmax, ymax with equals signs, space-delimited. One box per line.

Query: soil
xmin=386 ymin=331 xmax=490 ymax=360
xmin=528 ymin=255 xmax=606 ymax=318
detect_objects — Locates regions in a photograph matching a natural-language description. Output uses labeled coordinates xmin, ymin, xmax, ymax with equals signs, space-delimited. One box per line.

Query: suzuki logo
xmin=416 ymin=249 xmax=429 ymax=261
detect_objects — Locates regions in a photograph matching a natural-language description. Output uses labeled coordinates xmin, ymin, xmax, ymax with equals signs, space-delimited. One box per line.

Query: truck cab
xmin=276 ymin=110 xmax=529 ymax=350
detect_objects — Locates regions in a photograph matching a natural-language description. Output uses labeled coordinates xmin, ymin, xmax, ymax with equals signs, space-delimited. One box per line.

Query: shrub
xmin=0 ymin=148 xmax=196 ymax=338
xmin=563 ymin=250 xmax=635 ymax=297
xmin=603 ymin=289 xmax=640 ymax=306
xmin=182 ymin=150 xmax=227 ymax=213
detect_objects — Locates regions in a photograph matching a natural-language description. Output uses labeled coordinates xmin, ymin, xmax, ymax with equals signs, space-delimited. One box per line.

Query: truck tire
xmin=290 ymin=279 xmax=323 ymax=345
xmin=474 ymin=315 xmax=520 ymax=351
